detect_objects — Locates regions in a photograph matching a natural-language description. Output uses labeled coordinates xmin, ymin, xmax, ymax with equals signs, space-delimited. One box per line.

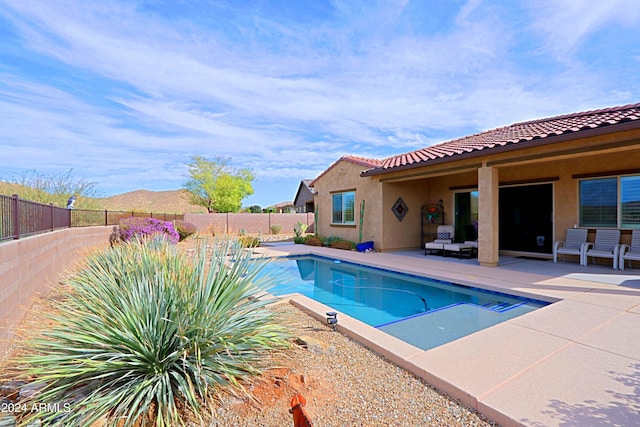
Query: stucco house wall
xmin=313 ymin=158 xmax=382 ymax=247
xmin=378 ymin=169 xmax=480 ymax=251
xmin=380 ymin=181 xmax=427 ymax=250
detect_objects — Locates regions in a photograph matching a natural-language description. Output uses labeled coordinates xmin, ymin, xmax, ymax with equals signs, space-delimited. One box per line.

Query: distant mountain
xmin=98 ymin=189 xmax=208 ymax=214
xmin=0 ymin=183 xmax=208 ymax=213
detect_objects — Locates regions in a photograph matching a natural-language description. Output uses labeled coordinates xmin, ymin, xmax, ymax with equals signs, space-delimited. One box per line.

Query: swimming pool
xmin=256 ymin=255 xmax=549 ymax=350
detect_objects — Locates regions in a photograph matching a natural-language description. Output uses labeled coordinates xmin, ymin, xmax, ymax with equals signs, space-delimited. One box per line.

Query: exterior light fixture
xmin=326 ymin=311 xmax=338 ymax=331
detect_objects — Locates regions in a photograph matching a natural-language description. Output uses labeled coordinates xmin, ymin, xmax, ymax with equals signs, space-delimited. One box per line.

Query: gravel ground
xmin=210 ymin=301 xmax=497 ymax=427
xmin=1 ymin=299 xmax=496 ymax=427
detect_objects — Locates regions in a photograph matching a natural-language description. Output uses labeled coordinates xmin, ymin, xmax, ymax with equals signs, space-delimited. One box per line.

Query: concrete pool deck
xmin=257 ymin=243 xmax=640 ymax=427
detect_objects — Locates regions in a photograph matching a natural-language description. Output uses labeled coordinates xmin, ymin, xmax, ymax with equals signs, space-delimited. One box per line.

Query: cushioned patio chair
xmin=553 ymin=228 xmax=588 ymax=265
xmin=619 ymin=229 xmax=640 ymax=270
xmin=424 ymin=225 xmax=453 ymax=256
xmin=444 ymin=242 xmax=475 ymax=258
xmin=584 ymin=229 xmax=622 ymax=269
xmin=463 ymin=239 xmax=478 ymax=257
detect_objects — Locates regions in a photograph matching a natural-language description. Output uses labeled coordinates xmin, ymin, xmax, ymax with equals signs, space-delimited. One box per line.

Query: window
xmin=579 ymin=175 xmax=640 ymax=228
xmin=580 ymin=178 xmax=617 ymax=227
xmin=332 ymin=191 xmax=355 ymax=225
xmin=621 ymin=175 xmax=640 ymax=228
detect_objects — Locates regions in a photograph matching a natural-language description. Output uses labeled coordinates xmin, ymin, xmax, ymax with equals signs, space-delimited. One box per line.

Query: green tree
xmin=247 ymin=205 xmax=262 ymax=213
xmin=184 ymin=155 xmax=255 ymax=213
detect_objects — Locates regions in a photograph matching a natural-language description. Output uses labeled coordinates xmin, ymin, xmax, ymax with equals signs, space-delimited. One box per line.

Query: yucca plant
xmin=17 ymin=236 xmax=290 ymax=426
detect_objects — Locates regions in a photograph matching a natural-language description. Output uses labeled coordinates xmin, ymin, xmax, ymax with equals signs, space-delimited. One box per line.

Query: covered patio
xmin=260 ymin=242 xmax=640 ymax=426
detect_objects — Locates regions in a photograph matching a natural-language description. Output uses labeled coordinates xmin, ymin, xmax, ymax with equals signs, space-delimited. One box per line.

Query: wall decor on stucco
xmin=391 ymin=197 xmax=408 ymax=221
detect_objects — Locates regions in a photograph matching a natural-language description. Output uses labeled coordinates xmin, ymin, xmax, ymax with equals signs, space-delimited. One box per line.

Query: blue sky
xmin=1 ymin=0 xmax=639 ymax=207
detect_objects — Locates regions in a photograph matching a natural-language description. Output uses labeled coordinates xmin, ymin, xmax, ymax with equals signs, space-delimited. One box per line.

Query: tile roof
xmin=311 ymin=155 xmax=384 ymax=186
xmin=341 ymin=155 xmax=385 ymax=169
xmin=363 ymin=102 xmax=640 ymax=176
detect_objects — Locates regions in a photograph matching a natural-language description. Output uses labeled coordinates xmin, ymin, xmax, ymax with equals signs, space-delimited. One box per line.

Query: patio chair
xmin=584 ymin=229 xmax=622 ymax=269
xmin=619 ymin=229 xmax=640 ymax=270
xmin=553 ymin=228 xmax=588 ymax=265
xmin=463 ymin=239 xmax=478 ymax=257
xmin=424 ymin=225 xmax=453 ymax=256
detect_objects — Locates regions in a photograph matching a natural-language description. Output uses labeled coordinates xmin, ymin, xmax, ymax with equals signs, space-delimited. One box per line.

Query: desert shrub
xmin=293 ymin=236 xmax=305 ymax=244
xmin=293 ymin=222 xmax=308 ymax=237
xmin=330 ymin=239 xmax=356 ymax=250
xmin=174 ymin=220 xmax=197 ymax=241
xmin=323 ymin=235 xmax=343 ymax=247
xmin=304 ymin=235 xmax=324 ymax=246
xmin=270 ymin=224 xmax=282 ymax=235
xmin=239 ymin=236 xmax=260 ymax=247
xmin=118 ymin=216 xmax=180 ymax=244
xmin=108 ymin=225 xmax=120 ymax=247
xmin=17 ymin=237 xmax=289 ymax=427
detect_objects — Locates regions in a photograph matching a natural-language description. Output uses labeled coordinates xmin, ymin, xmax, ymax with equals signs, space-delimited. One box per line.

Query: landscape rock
xmin=294 ymin=335 xmax=335 ymax=355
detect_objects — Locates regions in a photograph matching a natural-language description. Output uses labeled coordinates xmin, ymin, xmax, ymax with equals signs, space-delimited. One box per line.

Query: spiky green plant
xmin=17 ymin=236 xmax=290 ymax=426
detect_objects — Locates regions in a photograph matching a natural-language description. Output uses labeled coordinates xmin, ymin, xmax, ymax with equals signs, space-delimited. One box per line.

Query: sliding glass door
xmin=454 ymin=191 xmax=478 ymax=243
xmin=499 ymin=183 xmax=553 ymax=253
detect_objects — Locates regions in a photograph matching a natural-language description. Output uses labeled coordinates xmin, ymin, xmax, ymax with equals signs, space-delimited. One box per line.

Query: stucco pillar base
xmin=479 ymin=261 xmax=498 ymax=267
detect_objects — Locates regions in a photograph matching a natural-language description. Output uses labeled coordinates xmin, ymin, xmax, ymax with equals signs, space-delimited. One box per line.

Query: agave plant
xmin=18 ymin=236 xmax=290 ymax=426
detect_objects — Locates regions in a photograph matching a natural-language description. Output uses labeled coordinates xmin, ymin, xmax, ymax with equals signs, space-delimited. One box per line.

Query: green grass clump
xmin=238 ymin=235 xmax=260 ymax=247
xmin=18 ymin=236 xmax=290 ymax=426
xmin=323 ymin=235 xmax=343 ymax=247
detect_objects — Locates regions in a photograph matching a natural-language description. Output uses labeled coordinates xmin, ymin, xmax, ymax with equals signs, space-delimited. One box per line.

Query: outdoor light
xmin=326 ymin=311 xmax=338 ymax=331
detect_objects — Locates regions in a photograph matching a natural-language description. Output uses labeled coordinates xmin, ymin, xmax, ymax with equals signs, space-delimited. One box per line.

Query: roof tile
xmin=372 ymin=102 xmax=640 ymax=173
xmin=310 ymin=155 xmax=383 ymax=186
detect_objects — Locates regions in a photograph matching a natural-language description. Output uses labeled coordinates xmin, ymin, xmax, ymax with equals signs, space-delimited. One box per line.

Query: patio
xmin=260 ymin=243 xmax=640 ymax=427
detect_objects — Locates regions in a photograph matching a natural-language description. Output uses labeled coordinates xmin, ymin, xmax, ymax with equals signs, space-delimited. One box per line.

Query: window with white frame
xmin=579 ymin=174 xmax=640 ymax=228
xmin=332 ymin=191 xmax=355 ymax=225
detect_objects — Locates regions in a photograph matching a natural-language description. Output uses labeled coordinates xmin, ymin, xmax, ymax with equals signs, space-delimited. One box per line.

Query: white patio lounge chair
xmin=584 ymin=229 xmax=621 ymax=269
xmin=463 ymin=239 xmax=478 ymax=257
xmin=553 ymin=228 xmax=588 ymax=265
xmin=424 ymin=225 xmax=453 ymax=256
xmin=444 ymin=242 xmax=474 ymax=258
xmin=619 ymin=229 xmax=640 ymax=270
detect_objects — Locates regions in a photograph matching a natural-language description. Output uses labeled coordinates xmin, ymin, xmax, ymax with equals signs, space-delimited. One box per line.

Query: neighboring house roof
xmin=311 ymin=155 xmax=384 ymax=186
xmin=274 ymin=201 xmax=294 ymax=208
xmin=362 ymin=102 xmax=640 ymax=177
xmin=294 ymin=179 xmax=314 ymax=208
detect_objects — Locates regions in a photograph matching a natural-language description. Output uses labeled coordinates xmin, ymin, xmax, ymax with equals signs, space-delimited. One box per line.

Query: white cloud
xmin=0 ymin=0 xmax=639 ymax=204
xmin=527 ymin=0 xmax=640 ymax=59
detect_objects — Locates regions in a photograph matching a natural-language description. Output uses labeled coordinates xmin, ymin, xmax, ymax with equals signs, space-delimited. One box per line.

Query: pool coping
xmin=256 ymin=244 xmax=640 ymax=427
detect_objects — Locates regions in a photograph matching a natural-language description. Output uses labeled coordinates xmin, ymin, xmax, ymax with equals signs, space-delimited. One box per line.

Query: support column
xmin=478 ymin=164 xmax=499 ymax=267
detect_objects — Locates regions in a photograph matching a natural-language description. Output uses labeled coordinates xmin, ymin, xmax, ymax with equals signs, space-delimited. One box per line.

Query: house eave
xmin=360 ymin=120 xmax=640 ymax=178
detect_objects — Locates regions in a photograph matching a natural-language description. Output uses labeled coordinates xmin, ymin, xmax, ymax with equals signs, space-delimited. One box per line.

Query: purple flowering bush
xmin=118 ymin=217 xmax=180 ymax=244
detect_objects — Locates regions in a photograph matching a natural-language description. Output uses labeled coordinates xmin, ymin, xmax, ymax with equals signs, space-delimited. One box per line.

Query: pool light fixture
xmin=326 ymin=311 xmax=338 ymax=331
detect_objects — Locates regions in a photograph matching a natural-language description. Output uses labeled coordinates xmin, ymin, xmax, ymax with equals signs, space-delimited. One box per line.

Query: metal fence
xmin=0 ymin=193 xmax=184 ymax=242
xmin=71 ymin=209 xmax=183 ymax=227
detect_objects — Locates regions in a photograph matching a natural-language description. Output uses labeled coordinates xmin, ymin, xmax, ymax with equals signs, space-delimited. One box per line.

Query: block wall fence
xmin=0 ymin=226 xmax=113 ymax=357
xmin=184 ymin=212 xmax=315 ymax=235
xmin=0 ymin=213 xmax=316 ymax=358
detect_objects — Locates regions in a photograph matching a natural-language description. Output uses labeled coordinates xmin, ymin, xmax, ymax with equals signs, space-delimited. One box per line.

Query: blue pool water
xmin=256 ymin=255 xmax=549 ymax=350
